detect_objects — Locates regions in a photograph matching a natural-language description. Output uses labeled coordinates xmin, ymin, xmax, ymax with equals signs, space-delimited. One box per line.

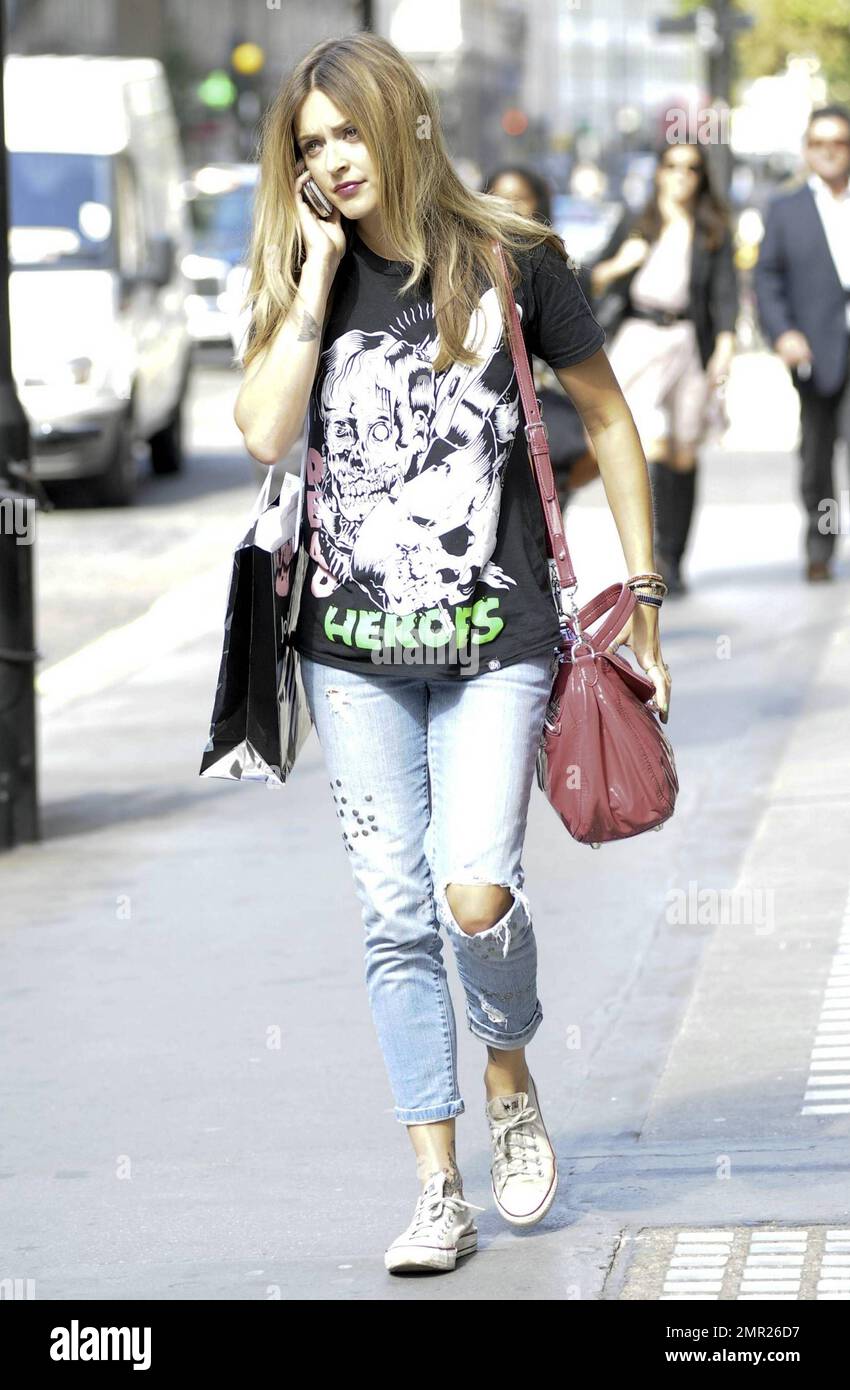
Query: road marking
xmin=661 ymin=1231 xmax=733 ymax=1299
xmin=739 ymin=1229 xmax=807 ymax=1300
xmin=621 ymin=1226 xmax=850 ymax=1299
xmin=803 ymin=895 xmax=850 ymax=1115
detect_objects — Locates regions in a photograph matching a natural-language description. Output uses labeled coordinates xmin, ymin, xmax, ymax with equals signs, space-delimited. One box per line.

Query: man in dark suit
xmin=754 ymin=104 xmax=850 ymax=582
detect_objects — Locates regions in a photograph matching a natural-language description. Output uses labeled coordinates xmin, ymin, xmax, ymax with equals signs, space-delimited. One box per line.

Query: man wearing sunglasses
xmin=755 ymin=105 xmax=850 ymax=583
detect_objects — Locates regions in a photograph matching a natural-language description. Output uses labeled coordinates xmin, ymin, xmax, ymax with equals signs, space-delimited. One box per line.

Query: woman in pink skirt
xmin=590 ymin=140 xmax=739 ymax=593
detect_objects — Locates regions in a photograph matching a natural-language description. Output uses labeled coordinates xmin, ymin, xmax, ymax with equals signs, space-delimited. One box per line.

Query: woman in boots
xmin=234 ymin=32 xmax=671 ymax=1274
xmin=590 ymin=139 xmax=739 ymax=593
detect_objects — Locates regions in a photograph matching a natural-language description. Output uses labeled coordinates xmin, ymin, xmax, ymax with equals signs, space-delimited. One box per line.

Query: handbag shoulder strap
xmin=492 ymin=239 xmax=576 ymax=589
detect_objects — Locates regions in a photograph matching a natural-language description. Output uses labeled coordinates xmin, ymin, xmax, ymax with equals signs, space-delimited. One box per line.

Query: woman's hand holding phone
xmin=294 ymin=164 xmax=346 ymax=271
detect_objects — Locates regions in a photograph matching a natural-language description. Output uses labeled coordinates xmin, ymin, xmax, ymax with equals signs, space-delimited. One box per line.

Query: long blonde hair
xmin=241 ymin=32 xmax=570 ymax=374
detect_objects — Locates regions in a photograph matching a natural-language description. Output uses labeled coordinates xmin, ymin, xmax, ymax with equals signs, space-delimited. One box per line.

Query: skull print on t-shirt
xmin=292 ymin=226 xmax=605 ymax=680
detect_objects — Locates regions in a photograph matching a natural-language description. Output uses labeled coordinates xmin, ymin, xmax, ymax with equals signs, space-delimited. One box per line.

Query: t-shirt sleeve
xmin=521 ymin=240 xmax=606 ymax=369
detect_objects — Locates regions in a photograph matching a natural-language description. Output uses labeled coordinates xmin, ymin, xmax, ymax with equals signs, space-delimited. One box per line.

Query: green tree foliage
xmin=675 ymin=0 xmax=850 ymax=102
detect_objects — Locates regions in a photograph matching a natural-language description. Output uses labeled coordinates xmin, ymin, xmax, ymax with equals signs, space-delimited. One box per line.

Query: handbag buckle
xmin=569 ymin=637 xmax=595 ymax=661
xmin=558 ymin=579 xmax=581 ymax=633
xmin=524 ymin=418 xmax=549 ymax=444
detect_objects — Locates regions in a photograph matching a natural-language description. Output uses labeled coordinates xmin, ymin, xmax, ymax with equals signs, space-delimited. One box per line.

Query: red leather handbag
xmin=493 ymin=239 xmax=679 ymax=846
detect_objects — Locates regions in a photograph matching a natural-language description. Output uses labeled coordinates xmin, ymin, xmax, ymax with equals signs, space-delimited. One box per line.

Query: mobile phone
xmin=295 ymin=158 xmax=334 ymax=219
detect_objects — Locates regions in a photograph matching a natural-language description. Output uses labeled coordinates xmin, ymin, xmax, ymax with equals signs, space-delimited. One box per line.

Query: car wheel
xmin=149 ymin=394 xmax=184 ymax=475
xmin=88 ymin=410 xmax=138 ymax=507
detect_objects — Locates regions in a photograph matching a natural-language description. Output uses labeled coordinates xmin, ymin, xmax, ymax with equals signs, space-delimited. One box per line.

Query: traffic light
xmin=229 ymin=41 xmax=265 ymax=133
xmin=197 ymin=69 xmax=237 ymax=110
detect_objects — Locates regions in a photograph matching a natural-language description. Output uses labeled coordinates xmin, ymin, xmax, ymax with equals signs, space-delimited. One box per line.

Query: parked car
xmin=5 ymin=54 xmax=193 ymax=505
xmin=183 ymin=162 xmax=258 ymax=348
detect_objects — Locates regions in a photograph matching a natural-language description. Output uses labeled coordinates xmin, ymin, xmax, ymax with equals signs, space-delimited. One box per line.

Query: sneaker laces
xmin=489 ymin=1104 xmax=544 ymax=1180
xmin=408 ymin=1180 xmax=485 ymax=1238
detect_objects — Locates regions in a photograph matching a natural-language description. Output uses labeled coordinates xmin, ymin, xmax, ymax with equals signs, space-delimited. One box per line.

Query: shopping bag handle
xmin=247 ymin=460 xmax=278 ymax=525
xmin=241 ymin=419 xmax=313 ymax=550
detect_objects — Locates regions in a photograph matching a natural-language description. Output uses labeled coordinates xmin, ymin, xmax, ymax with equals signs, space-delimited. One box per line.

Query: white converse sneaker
xmin=485 ymin=1072 xmax=558 ymax=1226
xmin=384 ymin=1169 xmax=485 ymax=1273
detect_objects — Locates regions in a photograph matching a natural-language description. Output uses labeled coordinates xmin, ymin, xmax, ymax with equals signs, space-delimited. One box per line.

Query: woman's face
xmin=488 ymin=172 xmax=538 ymax=219
xmin=656 ymin=145 xmax=704 ymax=206
xmin=295 ymin=88 xmax=379 ymax=220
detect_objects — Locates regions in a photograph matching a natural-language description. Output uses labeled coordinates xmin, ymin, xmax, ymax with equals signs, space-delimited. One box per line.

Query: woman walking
xmin=234 ymin=33 xmax=671 ymax=1275
xmin=484 ymin=163 xmax=601 ymax=510
xmin=590 ymin=140 xmax=739 ymax=593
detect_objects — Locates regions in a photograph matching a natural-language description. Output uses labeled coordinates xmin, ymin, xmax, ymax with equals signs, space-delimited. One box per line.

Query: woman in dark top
xmin=591 ymin=140 xmax=739 ymax=593
xmin=233 ymin=32 xmax=672 ymax=1276
xmin=483 ymin=163 xmax=600 ymax=509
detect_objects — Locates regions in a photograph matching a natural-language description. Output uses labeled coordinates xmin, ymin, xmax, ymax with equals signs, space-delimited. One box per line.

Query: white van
xmin=4 ymin=54 xmax=193 ymax=505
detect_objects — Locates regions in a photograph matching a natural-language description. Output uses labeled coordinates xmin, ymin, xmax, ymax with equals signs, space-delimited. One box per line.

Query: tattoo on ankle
xmin=442 ymin=1144 xmax=463 ymax=1197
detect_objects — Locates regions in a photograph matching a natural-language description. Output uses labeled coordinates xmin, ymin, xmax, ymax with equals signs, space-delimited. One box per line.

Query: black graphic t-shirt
xmin=291 ymin=225 xmax=606 ymax=680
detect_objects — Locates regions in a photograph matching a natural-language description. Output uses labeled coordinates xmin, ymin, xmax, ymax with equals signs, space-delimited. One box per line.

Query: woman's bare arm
xmin=554 ymin=349 xmax=655 ymax=575
xmin=552 ymin=349 xmax=670 ymax=719
xmin=233 ymin=257 xmax=335 ymax=466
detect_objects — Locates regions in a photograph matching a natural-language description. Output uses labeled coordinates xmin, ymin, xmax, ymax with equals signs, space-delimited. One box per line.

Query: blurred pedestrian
xmin=234 ymin=32 xmax=670 ymax=1275
xmin=754 ymin=104 xmax=850 ymax=583
xmin=484 ymin=164 xmax=600 ymax=509
xmin=590 ymin=139 xmax=739 ymax=594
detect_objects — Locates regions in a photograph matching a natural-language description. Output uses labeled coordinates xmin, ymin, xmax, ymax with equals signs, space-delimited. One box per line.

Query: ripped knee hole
xmin=444 ymin=881 xmax=516 ymax=936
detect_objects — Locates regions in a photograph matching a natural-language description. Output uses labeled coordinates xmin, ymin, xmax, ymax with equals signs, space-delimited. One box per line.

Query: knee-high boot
xmin=648 ymin=459 xmax=680 ymax=591
xmin=668 ymin=466 xmax=697 ymax=572
xmin=648 ymin=461 xmax=697 ymax=594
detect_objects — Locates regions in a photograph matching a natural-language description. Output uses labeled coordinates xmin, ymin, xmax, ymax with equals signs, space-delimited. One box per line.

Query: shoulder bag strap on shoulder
xmin=492 ymin=238 xmax=576 ymax=590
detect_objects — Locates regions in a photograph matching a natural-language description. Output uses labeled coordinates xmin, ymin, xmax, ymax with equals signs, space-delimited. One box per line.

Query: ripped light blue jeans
xmin=299 ymin=650 xmax=557 ymax=1124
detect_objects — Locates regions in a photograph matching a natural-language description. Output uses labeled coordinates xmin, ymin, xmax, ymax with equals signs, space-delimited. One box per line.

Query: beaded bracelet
xmin=628 ymin=574 xmax=668 ymax=599
xmin=627 ymin=571 xmax=666 ymax=589
xmin=630 ymin=591 xmax=666 ymax=604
